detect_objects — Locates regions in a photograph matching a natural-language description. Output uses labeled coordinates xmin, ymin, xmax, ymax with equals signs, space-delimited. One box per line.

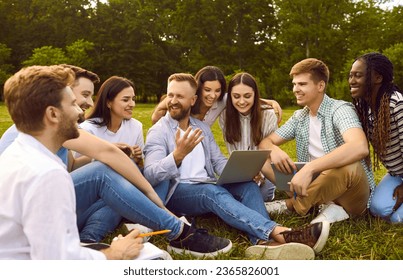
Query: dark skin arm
xmin=393 ymin=183 xmax=403 ymax=211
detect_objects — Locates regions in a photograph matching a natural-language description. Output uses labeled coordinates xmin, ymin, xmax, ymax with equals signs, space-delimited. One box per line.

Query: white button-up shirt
xmin=0 ymin=133 xmax=105 ymax=259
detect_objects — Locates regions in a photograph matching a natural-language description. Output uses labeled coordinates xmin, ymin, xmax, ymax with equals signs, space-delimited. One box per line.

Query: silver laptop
xmin=190 ymin=150 xmax=271 ymax=185
xmin=271 ymin=162 xmax=319 ymax=191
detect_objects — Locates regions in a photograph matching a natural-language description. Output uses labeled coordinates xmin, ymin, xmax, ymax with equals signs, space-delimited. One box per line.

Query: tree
xmin=384 ymin=43 xmax=403 ymax=89
xmin=22 ymin=39 xmax=95 ymax=67
xmin=0 ymin=43 xmax=13 ymax=100
xmin=66 ymin=39 xmax=95 ymax=70
xmin=22 ymin=46 xmax=68 ymax=66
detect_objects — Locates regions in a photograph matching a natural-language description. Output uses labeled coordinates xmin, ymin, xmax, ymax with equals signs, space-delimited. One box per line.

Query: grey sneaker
xmin=167 ymin=222 xmax=232 ymax=258
xmin=310 ymin=203 xmax=349 ymax=224
xmin=281 ymin=221 xmax=330 ymax=253
xmin=246 ymin=242 xmax=315 ymax=260
xmin=265 ymin=200 xmax=289 ymax=214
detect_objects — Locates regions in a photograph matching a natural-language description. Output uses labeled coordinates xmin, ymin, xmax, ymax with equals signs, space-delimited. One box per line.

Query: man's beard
xmin=168 ymin=104 xmax=190 ymax=122
xmin=77 ymin=113 xmax=85 ymax=123
xmin=57 ymin=112 xmax=80 ymax=142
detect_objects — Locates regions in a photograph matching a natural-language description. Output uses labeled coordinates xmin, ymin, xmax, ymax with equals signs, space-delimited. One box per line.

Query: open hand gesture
xmin=173 ymin=127 xmax=204 ymax=166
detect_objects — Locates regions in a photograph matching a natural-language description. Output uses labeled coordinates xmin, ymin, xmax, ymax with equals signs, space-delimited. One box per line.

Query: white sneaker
xmin=265 ymin=200 xmax=289 ymax=214
xmin=245 ymin=242 xmax=315 ymax=260
xmin=310 ymin=203 xmax=349 ymax=224
xmin=178 ymin=216 xmax=191 ymax=225
xmin=154 ymin=250 xmax=173 ymax=260
xmin=124 ymin=223 xmax=153 ymax=242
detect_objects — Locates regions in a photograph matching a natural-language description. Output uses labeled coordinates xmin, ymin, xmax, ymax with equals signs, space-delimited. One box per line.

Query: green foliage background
xmin=0 ymin=0 xmax=402 ymax=102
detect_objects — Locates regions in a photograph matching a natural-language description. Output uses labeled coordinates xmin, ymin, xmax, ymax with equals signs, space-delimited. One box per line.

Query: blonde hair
xmin=168 ymin=73 xmax=197 ymax=91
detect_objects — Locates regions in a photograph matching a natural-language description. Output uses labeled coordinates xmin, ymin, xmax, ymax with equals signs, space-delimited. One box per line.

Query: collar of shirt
xmin=17 ymin=132 xmax=67 ymax=170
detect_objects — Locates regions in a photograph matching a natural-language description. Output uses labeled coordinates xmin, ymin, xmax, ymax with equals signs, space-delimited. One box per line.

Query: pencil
xmin=293 ymin=170 xmax=297 ymax=200
xmin=138 ymin=229 xmax=171 ymax=237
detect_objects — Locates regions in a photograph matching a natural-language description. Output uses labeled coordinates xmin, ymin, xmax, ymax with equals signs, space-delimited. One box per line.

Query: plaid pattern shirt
xmin=275 ymin=94 xmax=375 ymax=207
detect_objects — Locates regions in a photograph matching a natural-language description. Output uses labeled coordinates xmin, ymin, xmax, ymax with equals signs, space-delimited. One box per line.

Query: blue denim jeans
xmin=370 ymin=173 xmax=403 ymax=223
xmin=260 ymin=179 xmax=276 ymax=202
xmin=71 ymin=161 xmax=182 ymax=242
xmin=166 ymin=181 xmax=277 ymax=244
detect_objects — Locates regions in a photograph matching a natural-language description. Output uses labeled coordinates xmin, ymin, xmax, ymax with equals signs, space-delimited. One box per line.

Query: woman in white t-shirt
xmin=80 ymin=76 xmax=144 ymax=167
xmin=219 ymin=72 xmax=278 ymax=202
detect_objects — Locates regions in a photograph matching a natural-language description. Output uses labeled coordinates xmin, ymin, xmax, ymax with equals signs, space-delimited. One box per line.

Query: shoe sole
xmin=310 ymin=210 xmax=349 ymax=224
xmin=166 ymin=240 xmax=233 ymax=258
xmin=245 ymin=243 xmax=315 ymax=260
xmin=312 ymin=221 xmax=330 ymax=253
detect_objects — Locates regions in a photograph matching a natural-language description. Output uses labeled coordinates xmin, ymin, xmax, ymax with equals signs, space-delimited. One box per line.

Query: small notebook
xmin=134 ymin=242 xmax=164 ymax=260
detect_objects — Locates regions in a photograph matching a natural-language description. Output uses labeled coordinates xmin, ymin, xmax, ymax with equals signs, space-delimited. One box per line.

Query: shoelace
xmin=281 ymin=224 xmax=315 ymax=243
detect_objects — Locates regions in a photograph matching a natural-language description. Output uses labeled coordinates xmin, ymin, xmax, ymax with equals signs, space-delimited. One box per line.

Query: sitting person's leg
xmin=166 ymin=182 xmax=276 ymax=244
xmin=72 ymin=161 xmax=181 ymax=239
xmin=265 ymin=162 xmax=369 ymax=223
xmin=259 ymin=179 xmax=276 ymax=202
xmin=167 ymin=182 xmax=330 ymax=256
xmin=153 ymin=180 xmax=170 ymax=203
xmin=71 ymin=161 xmax=232 ymax=256
xmin=295 ymin=162 xmax=369 ymax=222
xmin=370 ymin=173 xmax=403 ymax=223
xmin=78 ymin=202 xmax=122 ymax=243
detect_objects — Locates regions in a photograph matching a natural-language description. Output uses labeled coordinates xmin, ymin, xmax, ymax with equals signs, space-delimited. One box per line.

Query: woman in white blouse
xmin=79 ymin=76 xmax=144 ymax=167
xmin=219 ymin=72 xmax=278 ymax=201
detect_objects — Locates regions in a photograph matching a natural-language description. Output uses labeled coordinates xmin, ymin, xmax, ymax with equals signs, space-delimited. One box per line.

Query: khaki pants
xmin=292 ymin=162 xmax=370 ymax=216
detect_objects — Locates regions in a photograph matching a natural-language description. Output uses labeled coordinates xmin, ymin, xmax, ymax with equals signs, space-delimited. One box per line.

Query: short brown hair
xmin=289 ymin=58 xmax=330 ymax=84
xmin=59 ymin=64 xmax=100 ymax=84
xmin=168 ymin=73 xmax=197 ymax=91
xmin=4 ymin=65 xmax=75 ymax=133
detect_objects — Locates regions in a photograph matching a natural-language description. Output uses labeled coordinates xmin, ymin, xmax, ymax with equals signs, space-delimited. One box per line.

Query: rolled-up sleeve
xmin=143 ymin=124 xmax=180 ymax=186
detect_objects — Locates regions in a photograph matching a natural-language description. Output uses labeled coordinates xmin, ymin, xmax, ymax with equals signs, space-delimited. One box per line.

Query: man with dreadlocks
xmin=349 ymin=52 xmax=403 ymax=223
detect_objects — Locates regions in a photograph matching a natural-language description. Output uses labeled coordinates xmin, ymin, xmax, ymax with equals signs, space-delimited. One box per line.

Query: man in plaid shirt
xmin=263 ymin=58 xmax=375 ymax=224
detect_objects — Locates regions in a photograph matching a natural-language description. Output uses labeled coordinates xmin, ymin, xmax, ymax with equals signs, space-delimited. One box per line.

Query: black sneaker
xmin=280 ymin=221 xmax=330 ymax=253
xmin=81 ymin=242 xmax=110 ymax=251
xmin=167 ymin=223 xmax=232 ymax=258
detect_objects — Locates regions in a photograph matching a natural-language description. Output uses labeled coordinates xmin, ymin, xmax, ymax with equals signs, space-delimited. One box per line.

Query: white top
xmin=219 ymin=108 xmax=278 ymax=154
xmin=179 ymin=129 xmax=208 ymax=183
xmin=79 ymin=117 xmax=144 ymax=149
xmin=202 ymin=94 xmax=228 ymax=127
xmin=0 ymin=133 xmax=105 ymax=260
xmin=308 ymin=114 xmax=325 ymax=161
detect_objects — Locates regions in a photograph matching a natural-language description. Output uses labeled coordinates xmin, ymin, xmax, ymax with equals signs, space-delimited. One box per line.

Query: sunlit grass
xmin=1 ymin=102 xmax=400 ymax=260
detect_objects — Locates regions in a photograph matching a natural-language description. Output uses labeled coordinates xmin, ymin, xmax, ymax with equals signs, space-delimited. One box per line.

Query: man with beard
xmin=0 ymin=66 xmax=232 ymax=257
xmin=0 ymin=65 xmax=144 ymax=259
xmin=144 ymin=73 xmax=330 ymax=259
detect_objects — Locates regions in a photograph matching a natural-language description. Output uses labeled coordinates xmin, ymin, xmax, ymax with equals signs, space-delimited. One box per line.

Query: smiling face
xmin=349 ymin=59 xmax=368 ymax=99
xmin=230 ymin=83 xmax=255 ymax=116
xmin=107 ymin=86 xmax=135 ymax=121
xmin=71 ymin=77 xmax=95 ymax=122
xmin=57 ymin=87 xmax=83 ymax=141
xmin=166 ymin=80 xmax=197 ymax=122
xmin=292 ymin=72 xmax=324 ymax=109
xmin=200 ymin=80 xmax=222 ymax=108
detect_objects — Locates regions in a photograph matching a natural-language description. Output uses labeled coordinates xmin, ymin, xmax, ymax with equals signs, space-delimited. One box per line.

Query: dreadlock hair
xmin=352 ymin=52 xmax=401 ymax=170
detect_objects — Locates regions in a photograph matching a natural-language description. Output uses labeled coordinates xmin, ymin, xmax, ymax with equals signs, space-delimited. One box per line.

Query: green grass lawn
xmin=1 ymin=102 xmax=402 ymax=260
